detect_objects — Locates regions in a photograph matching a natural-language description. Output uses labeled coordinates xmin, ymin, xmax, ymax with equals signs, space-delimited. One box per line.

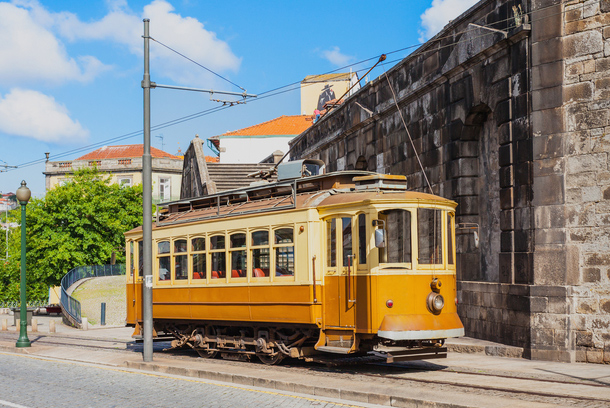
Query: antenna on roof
xmin=155 ymin=134 xmax=165 ymax=151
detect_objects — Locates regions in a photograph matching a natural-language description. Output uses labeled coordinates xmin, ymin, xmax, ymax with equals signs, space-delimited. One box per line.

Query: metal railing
xmin=60 ymin=264 xmax=125 ymax=325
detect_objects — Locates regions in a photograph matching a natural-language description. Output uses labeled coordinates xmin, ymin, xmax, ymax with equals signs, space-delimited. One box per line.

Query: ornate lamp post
xmin=15 ymin=180 xmax=31 ymax=348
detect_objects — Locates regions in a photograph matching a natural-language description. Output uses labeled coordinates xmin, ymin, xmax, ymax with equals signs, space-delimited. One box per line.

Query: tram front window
xmin=418 ymin=208 xmax=442 ymax=264
xmin=379 ymin=209 xmax=411 ymax=265
xmin=342 ymin=217 xmax=352 ymax=267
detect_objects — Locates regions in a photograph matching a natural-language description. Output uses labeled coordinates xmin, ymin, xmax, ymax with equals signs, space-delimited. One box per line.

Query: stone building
xmin=44 ymin=144 xmax=183 ymax=203
xmin=207 ymin=115 xmax=312 ymax=164
xmin=289 ymin=0 xmax=610 ymax=362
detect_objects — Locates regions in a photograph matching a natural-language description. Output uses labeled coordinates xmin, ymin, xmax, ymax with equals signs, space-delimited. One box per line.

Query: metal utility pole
xmin=139 ymin=19 xmax=256 ymax=363
xmin=142 ymin=18 xmax=153 ymax=362
xmin=15 ymin=181 xmax=31 ymax=348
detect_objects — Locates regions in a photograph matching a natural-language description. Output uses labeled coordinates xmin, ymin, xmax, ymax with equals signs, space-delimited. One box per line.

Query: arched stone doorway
xmin=454 ymin=103 xmax=500 ymax=283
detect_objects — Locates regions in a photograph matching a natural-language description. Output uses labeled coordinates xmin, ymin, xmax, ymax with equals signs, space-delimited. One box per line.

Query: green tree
xmin=0 ymin=168 xmax=143 ymax=301
xmin=0 ymin=209 xmax=21 ymax=302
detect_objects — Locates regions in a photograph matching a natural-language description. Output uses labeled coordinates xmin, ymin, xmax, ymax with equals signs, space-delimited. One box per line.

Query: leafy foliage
xmin=0 ymin=168 xmax=143 ymax=301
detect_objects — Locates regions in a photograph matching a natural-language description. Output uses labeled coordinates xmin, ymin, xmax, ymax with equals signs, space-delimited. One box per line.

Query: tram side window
xmin=251 ymin=230 xmax=270 ymax=278
xmin=358 ymin=214 xmax=367 ymax=264
xmin=274 ymin=228 xmax=294 ymax=276
xmin=381 ymin=209 xmax=412 ymax=264
xmin=210 ymin=235 xmax=226 ymax=279
xmin=191 ymin=237 xmax=206 ymax=280
xmin=138 ymin=240 xmax=143 ymax=278
xmin=230 ymin=233 xmax=247 ymax=278
xmin=172 ymin=239 xmax=188 ymax=280
xmin=418 ymin=208 xmax=443 ymax=264
xmin=327 ymin=219 xmax=336 ymax=267
xmin=157 ymin=241 xmax=170 ymax=281
xmin=447 ymin=213 xmax=454 ymax=265
xmin=342 ymin=217 xmax=352 ymax=267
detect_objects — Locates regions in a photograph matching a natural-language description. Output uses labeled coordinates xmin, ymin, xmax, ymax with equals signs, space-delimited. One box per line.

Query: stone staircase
xmin=207 ymin=163 xmax=276 ymax=192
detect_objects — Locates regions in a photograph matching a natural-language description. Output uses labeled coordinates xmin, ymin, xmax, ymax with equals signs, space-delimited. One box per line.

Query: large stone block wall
xmin=291 ymin=0 xmax=536 ymax=349
xmin=540 ymin=0 xmax=610 ymax=363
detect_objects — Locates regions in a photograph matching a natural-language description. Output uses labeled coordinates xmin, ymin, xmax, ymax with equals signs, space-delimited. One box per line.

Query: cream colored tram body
xmin=125 ymin=160 xmax=464 ymax=363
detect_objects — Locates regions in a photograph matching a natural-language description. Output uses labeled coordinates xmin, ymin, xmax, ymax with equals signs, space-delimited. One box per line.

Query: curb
xmin=447 ymin=342 xmax=524 ymax=359
xmin=125 ymin=361 xmax=472 ymax=408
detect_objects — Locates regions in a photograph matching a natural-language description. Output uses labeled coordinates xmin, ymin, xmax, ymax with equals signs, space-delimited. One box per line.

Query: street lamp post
xmin=15 ymin=180 xmax=31 ymax=348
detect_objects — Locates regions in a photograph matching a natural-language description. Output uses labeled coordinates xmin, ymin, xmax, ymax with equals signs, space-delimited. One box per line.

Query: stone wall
xmin=552 ymin=0 xmax=610 ymax=363
xmin=290 ymin=0 xmax=610 ymax=362
xmin=291 ymin=0 xmax=535 ymax=351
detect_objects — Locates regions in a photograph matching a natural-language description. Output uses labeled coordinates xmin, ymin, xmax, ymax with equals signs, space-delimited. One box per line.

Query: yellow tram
xmin=125 ymin=160 xmax=464 ymax=363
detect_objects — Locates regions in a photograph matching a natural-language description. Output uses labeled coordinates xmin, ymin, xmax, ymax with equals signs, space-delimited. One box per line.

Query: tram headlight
xmin=427 ymin=292 xmax=444 ymax=314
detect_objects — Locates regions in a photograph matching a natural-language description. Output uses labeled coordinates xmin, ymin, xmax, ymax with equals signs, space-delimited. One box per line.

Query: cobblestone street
xmin=0 ymin=353 xmax=380 ymax=408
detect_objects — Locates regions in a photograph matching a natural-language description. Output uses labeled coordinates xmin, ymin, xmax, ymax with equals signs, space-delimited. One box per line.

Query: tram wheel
xmin=257 ymin=353 xmax=284 ymax=365
xmin=195 ymin=348 xmax=218 ymax=359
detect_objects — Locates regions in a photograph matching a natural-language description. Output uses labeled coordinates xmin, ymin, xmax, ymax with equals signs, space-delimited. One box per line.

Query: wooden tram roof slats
xmin=126 ymin=171 xmax=457 ymax=232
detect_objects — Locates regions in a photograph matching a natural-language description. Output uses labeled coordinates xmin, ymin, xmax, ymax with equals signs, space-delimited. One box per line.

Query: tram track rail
xmin=354 ymin=369 xmax=610 ymax=406
xmin=1 ymin=331 xmax=608 ymax=407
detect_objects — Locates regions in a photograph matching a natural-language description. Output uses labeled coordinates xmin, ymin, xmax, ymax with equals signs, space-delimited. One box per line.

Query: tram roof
xmin=145 ymin=170 xmax=456 ymax=228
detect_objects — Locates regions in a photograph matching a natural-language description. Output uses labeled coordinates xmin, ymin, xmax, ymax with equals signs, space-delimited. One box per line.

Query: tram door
xmin=324 ymin=217 xmax=356 ymax=328
xmin=128 ymin=240 xmax=143 ymax=325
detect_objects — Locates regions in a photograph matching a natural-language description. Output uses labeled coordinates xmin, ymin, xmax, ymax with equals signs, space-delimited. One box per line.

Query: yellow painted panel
xmin=354 ymin=275 xmax=372 ymax=332
xmin=248 ymin=285 xmax=309 ymax=303
xmin=189 ymin=286 xmax=250 ymax=303
xmin=126 ymin=283 xmax=141 ymax=325
xmin=324 ymin=276 xmax=340 ymax=327
xmin=250 ymin=305 xmax=312 ymax=323
xmin=373 ymin=273 xmax=459 ymax=333
xmin=338 ymin=275 xmax=355 ymax=327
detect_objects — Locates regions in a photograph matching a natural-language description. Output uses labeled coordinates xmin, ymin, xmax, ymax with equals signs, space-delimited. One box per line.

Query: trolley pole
xmin=142 ymin=18 xmax=154 ymax=362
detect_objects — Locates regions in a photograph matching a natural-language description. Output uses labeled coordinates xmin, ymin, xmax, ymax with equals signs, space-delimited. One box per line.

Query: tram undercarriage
xmin=153 ymin=320 xmax=448 ymax=365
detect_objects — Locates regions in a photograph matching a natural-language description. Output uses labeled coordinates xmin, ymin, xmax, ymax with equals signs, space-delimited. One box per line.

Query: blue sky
xmin=0 ymin=0 xmax=478 ymax=196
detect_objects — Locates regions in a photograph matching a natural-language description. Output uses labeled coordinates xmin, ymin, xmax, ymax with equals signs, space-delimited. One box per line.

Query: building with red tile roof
xmin=207 ymin=115 xmax=313 ymax=163
xmin=76 ymin=145 xmax=179 ymax=161
xmin=44 ymin=144 xmax=184 ymax=203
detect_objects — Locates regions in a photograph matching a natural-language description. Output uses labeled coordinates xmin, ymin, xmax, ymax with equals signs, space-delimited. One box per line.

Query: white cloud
xmin=0 ymin=1 xmax=240 ymax=88
xmin=419 ymin=0 xmax=479 ymax=42
xmin=55 ymin=0 xmax=242 ymax=87
xmin=0 ymin=1 xmax=109 ymax=86
xmin=0 ymin=89 xmax=89 ymax=144
xmin=321 ymin=46 xmax=355 ymax=67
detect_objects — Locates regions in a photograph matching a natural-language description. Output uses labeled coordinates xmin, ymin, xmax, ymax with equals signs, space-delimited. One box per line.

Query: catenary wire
xmin=149 ymin=37 xmax=246 ymax=92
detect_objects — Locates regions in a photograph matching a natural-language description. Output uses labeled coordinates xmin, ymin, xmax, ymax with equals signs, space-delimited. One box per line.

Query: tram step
xmin=317 ymin=346 xmax=352 ymax=354
xmin=384 ymin=347 xmax=448 ymax=363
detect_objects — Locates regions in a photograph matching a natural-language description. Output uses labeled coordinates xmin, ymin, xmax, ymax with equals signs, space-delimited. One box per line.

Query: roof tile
xmin=212 ymin=115 xmax=312 ymax=139
xmin=76 ymin=145 xmax=181 ymax=161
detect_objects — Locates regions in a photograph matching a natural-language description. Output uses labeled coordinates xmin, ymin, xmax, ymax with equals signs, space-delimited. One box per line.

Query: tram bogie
xmin=126 ymin=160 xmax=464 ymax=364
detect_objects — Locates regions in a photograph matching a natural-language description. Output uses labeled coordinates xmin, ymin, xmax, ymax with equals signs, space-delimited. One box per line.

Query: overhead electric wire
xmin=2 ymin=1 xmax=578 ymax=173
xmin=150 ymin=37 xmax=246 ymax=92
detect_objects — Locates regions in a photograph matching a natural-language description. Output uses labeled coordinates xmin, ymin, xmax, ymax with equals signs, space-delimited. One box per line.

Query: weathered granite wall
xmin=290 ymin=0 xmax=610 ymax=362
xmin=534 ymin=0 xmax=610 ymax=363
